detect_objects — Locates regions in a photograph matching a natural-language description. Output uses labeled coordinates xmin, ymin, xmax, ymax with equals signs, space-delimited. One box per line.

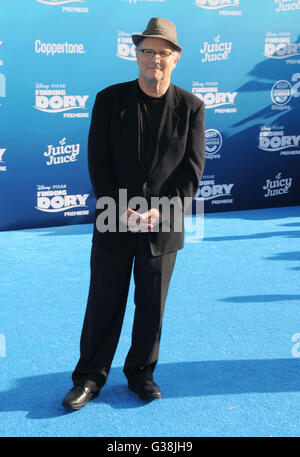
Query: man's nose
xmin=151 ymin=52 xmax=162 ymax=61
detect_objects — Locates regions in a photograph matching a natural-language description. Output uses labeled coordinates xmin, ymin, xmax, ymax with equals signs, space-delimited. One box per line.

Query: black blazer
xmin=88 ymin=79 xmax=205 ymax=256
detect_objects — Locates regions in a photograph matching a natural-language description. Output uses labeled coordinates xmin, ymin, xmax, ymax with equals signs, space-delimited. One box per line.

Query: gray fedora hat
xmin=132 ymin=17 xmax=182 ymax=52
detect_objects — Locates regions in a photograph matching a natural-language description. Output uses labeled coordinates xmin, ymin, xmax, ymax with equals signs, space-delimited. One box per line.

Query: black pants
xmin=72 ymin=234 xmax=177 ymax=390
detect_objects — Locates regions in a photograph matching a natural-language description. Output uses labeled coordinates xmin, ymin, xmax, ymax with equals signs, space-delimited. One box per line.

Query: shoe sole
xmin=62 ymin=391 xmax=99 ymax=410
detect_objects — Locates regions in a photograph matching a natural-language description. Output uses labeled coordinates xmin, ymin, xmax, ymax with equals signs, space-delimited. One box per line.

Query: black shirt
xmin=138 ymin=85 xmax=167 ymax=181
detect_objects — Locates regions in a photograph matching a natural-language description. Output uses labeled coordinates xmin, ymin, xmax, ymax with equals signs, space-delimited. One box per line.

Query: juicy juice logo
xmin=200 ymin=35 xmax=232 ymax=62
xmin=263 ymin=173 xmax=292 ymax=197
xmin=44 ymin=138 xmax=80 ymax=165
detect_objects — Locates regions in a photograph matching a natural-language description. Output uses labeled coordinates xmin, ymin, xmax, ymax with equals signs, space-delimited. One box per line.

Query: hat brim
xmin=132 ymin=34 xmax=182 ymax=52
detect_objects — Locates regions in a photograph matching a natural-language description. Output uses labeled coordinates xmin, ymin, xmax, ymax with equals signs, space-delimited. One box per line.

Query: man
xmin=62 ymin=17 xmax=205 ymax=410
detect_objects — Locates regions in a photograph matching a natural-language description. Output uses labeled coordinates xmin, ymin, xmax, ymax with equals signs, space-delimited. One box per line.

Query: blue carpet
xmin=0 ymin=205 xmax=300 ymax=437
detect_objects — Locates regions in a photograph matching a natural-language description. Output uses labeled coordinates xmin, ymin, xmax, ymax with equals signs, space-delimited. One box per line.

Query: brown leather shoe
xmin=62 ymin=385 xmax=100 ymax=410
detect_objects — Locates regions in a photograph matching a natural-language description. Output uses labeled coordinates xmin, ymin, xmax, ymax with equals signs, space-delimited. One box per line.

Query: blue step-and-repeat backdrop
xmin=0 ymin=0 xmax=299 ymax=231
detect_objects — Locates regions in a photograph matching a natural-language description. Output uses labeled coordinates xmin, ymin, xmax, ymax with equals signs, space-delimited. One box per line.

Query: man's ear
xmin=135 ymin=48 xmax=140 ymax=65
xmin=172 ymin=53 xmax=180 ymax=69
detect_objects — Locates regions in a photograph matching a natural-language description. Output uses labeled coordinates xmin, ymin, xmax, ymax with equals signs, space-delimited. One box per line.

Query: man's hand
xmin=141 ymin=208 xmax=162 ymax=231
xmin=120 ymin=208 xmax=162 ymax=232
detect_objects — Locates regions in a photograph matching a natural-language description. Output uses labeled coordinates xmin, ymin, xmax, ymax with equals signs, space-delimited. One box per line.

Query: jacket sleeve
xmin=88 ymin=91 xmax=118 ymax=203
xmin=164 ymin=102 xmax=205 ymax=204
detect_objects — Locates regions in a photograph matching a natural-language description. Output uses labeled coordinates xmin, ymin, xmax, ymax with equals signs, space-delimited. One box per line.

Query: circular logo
xmin=205 ymin=129 xmax=222 ymax=156
xmin=271 ymin=80 xmax=292 ymax=105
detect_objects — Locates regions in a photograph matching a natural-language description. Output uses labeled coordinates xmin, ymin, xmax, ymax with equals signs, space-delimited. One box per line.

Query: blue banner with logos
xmin=0 ymin=0 xmax=299 ymax=231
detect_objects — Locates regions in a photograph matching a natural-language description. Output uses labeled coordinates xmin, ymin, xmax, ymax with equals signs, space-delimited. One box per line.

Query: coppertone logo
xmin=0 ymin=148 xmax=6 ymax=171
xmin=34 ymin=83 xmax=89 ymax=118
xmin=258 ymin=126 xmax=300 ymax=156
xmin=35 ymin=39 xmax=86 ymax=56
xmin=43 ymin=138 xmax=80 ymax=165
xmin=195 ymin=0 xmax=241 ymax=15
xmin=192 ymin=81 xmax=237 ymax=113
xmin=205 ymin=129 xmax=222 ymax=159
xmin=263 ymin=173 xmax=292 ymax=198
xmin=264 ymin=32 xmax=300 ymax=63
xmin=36 ymin=184 xmax=89 ymax=216
xmin=196 ymin=175 xmax=234 ymax=205
xmin=117 ymin=32 xmax=137 ymax=61
xmin=274 ymin=0 xmax=300 ymax=13
xmin=200 ymin=35 xmax=232 ymax=62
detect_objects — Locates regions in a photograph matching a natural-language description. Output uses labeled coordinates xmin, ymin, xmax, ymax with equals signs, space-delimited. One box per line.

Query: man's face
xmin=136 ymin=37 xmax=180 ymax=86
